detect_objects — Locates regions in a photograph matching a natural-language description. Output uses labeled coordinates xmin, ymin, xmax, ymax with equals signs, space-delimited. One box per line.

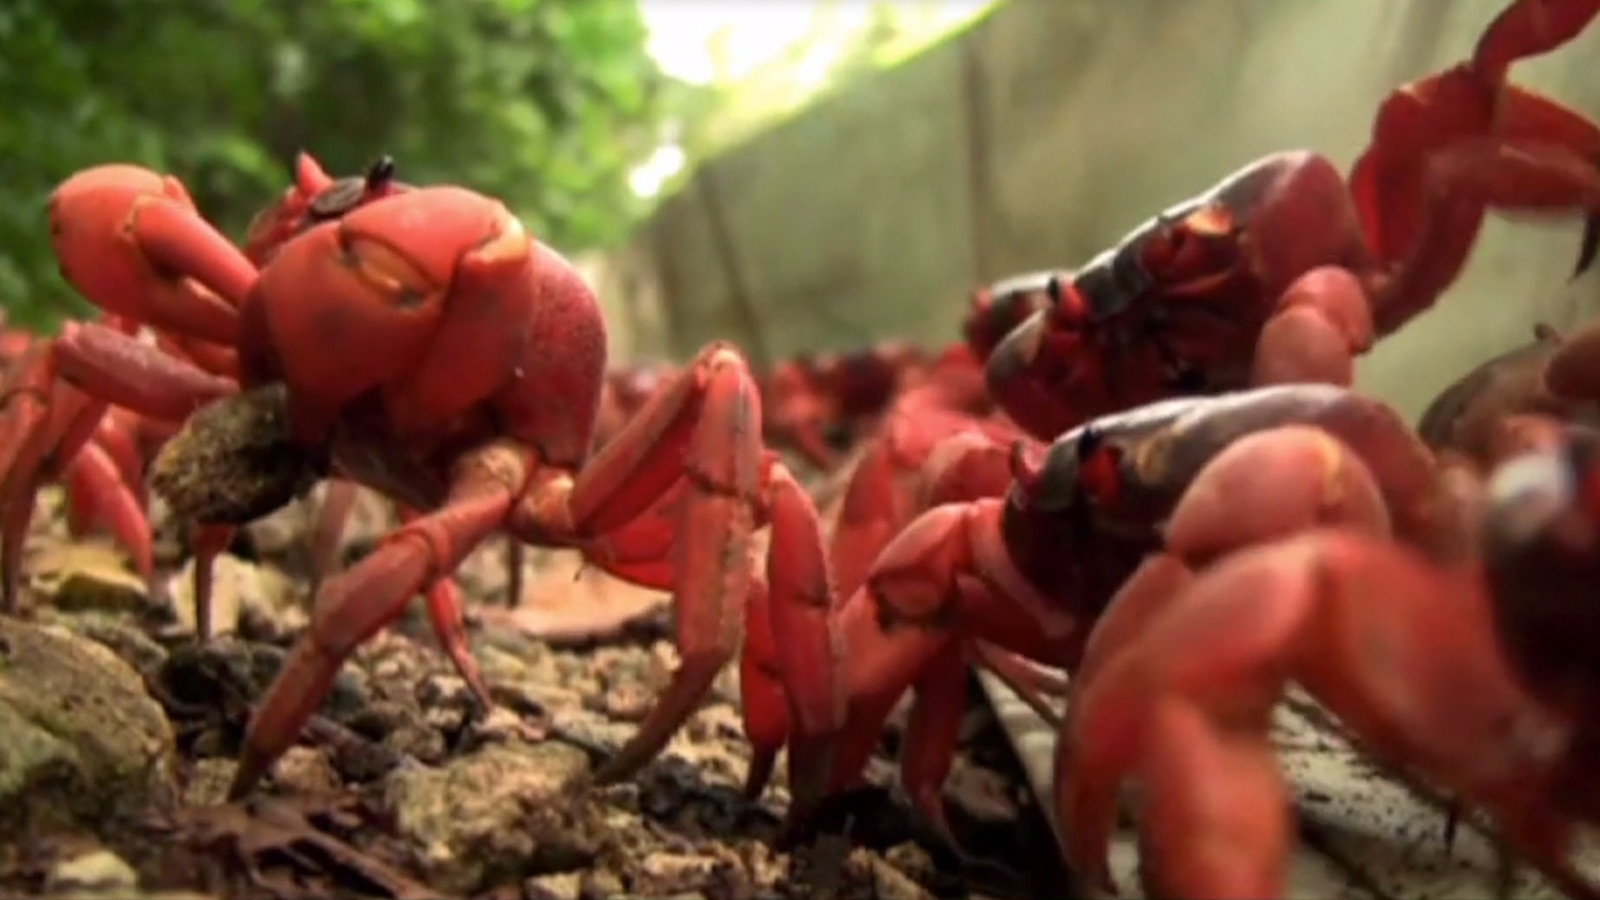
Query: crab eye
xmin=1075 ymin=426 xmax=1104 ymax=462
xmin=365 ymin=155 xmax=396 ymax=191
xmin=1072 ymin=427 xmax=1124 ymax=508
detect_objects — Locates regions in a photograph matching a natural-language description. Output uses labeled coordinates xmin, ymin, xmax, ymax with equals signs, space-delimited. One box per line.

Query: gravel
xmin=0 ymin=482 xmax=1059 ymax=900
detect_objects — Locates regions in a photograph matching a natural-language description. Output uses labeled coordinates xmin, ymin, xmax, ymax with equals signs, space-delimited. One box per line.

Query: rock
xmin=273 ymin=746 xmax=341 ymax=795
xmin=464 ymin=705 xmax=547 ymax=749
xmin=634 ymin=852 xmax=715 ymax=894
xmin=385 ymin=740 xmax=601 ymax=895
xmin=27 ymin=540 xmax=150 ymax=614
xmin=852 ymin=849 xmax=933 ymax=900
xmin=44 ymin=849 xmax=139 ymax=894
xmin=0 ymin=616 xmax=176 ymax=841
xmin=56 ymin=615 xmax=168 ymax=681
xmin=577 ymin=869 xmax=625 ymax=900
xmin=524 ymin=872 xmax=582 ymax=900
xmin=601 ymin=679 xmax=652 ymax=722
xmin=242 ymin=497 xmax=316 ymax=556
xmin=182 ymin=758 xmax=235 ymax=807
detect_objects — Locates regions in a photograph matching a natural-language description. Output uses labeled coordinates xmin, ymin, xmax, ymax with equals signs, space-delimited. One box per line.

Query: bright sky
xmin=630 ymin=1 xmax=990 ymax=197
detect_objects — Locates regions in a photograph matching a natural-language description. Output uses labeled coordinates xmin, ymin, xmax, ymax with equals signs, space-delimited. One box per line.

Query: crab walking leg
xmin=0 ymin=323 xmax=238 ymax=610
xmin=739 ymin=576 xmax=787 ymax=800
xmin=61 ymin=441 xmax=152 ymax=576
xmin=785 ymin=497 xmax=1072 ymax=824
xmin=0 ymin=318 xmax=236 ymax=605
xmin=1347 ymin=0 xmax=1600 ymax=324
xmin=228 ymin=448 xmax=519 ymax=799
xmin=84 ymin=412 xmax=148 ymax=511
xmin=1471 ymin=0 xmax=1600 ymax=72
xmin=396 ymin=504 xmax=491 ymax=707
xmin=307 ymin=479 xmax=363 ymax=591
xmin=739 ymin=460 xmax=838 ymax=802
xmin=899 ymin=652 xmax=972 ymax=843
xmin=517 ymin=343 xmax=831 ymax=788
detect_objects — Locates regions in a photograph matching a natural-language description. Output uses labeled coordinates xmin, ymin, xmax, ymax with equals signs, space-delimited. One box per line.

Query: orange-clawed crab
xmin=1 ymin=166 xmax=832 ymax=804
xmin=1056 ymin=417 xmax=1600 ymax=900
xmin=981 ymin=0 xmax=1600 ymax=440
xmin=780 ymin=385 xmax=1474 ymax=844
xmin=0 ymin=153 xmax=408 ymax=634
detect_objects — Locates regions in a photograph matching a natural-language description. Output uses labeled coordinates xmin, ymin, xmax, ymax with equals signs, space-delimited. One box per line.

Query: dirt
xmin=0 ymin=480 xmax=1064 ymax=900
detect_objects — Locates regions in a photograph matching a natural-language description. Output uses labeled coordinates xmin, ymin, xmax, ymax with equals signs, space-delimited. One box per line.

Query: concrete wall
xmin=611 ymin=0 xmax=1600 ymax=419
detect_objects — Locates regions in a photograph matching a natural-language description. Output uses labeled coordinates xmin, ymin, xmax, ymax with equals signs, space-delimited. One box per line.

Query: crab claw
xmin=50 ymin=166 xmax=255 ymax=344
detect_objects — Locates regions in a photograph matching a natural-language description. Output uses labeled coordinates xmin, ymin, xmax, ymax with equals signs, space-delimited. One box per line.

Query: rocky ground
xmin=0 ymin=482 xmax=1065 ymax=900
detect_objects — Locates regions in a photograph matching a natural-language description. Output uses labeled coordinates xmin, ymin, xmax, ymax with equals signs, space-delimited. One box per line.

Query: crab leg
xmin=1473 ymin=0 xmax=1600 ymax=78
xmin=0 ymin=322 xmax=237 ymax=613
xmin=552 ymin=344 xmax=830 ymax=787
xmin=61 ymin=441 xmax=152 ymax=576
xmin=1349 ymin=0 xmax=1600 ymax=329
xmin=786 ymin=497 xmax=1072 ymax=822
xmin=228 ymin=444 xmax=519 ymax=799
xmin=307 ymin=479 xmax=362 ymax=590
xmin=396 ymin=504 xmax=490 ymax=707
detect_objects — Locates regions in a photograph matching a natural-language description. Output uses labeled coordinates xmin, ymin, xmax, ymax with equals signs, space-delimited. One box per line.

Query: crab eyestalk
xmin=365 ymin=155 xmax=397 ymax=191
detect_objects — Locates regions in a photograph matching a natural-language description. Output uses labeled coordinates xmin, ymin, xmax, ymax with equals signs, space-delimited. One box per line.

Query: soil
xmin=0 ymin=473 xmax=1067 ymax=900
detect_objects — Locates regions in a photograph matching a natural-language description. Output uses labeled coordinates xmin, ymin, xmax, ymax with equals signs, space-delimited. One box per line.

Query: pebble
xmin=45 ymin=849 xmax=140 ymax=893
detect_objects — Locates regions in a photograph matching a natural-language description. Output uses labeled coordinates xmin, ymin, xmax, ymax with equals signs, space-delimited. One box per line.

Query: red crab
xmin=820 ymin=276 xmax=1052 ymax=593
xmin=1057 ymin=416 xmax=1600 ymax=900
xmin=762 ymin=340 xmax=937 ymax=470
xmin=1048 ymin=324 xmax=1600 ymax=898
xmin=0 ymin=154 xmax=410 ymax=636
xmin=3 ymin=168 xmax=831 ymax=803
xmin=981 ymin=0 xmax=1600 ymax=440
xmin=780 ymin=384 xmax=1472 ymax=838
xmin=1419 ymin=317 xmax=1600 ymax=475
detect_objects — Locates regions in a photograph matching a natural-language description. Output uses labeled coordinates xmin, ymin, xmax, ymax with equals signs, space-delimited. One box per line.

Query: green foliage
xmin=0 ymin=0 xmax=664 ymax=331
